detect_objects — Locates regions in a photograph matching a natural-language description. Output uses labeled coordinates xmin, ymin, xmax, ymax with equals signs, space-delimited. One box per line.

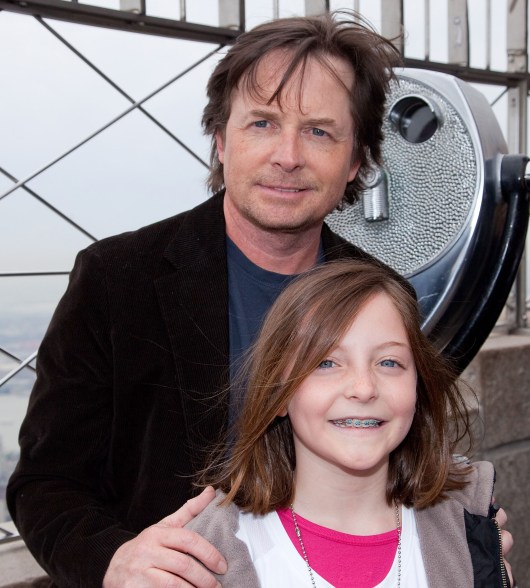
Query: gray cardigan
xmin=186 ymin=461 xmax=505 ymax=587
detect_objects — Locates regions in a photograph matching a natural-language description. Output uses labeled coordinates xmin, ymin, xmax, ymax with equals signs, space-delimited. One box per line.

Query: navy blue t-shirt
xmin=226 ymin=236 xmax=299 ymax=421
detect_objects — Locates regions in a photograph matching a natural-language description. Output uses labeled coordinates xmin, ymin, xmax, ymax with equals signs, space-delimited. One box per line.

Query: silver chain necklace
xmin=290 ymin=503 xmax=402 ymax=588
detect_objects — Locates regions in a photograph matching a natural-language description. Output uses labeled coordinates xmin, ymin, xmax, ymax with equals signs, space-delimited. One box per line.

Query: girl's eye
xmin=317 ymin=359 xmax=335 ymax=369
xmin=312 ymin=128 xmax=326 ymax=137
xmin=379 ymin=359 xmax=399 ymax=368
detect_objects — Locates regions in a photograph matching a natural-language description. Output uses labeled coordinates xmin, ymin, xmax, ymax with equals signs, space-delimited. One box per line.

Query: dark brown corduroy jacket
xmin=6 ymin=192 xmax=392 ymax=588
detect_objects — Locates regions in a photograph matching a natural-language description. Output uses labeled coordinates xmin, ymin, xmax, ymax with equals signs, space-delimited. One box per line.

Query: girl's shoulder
xmin=448 ymin=458 xmax=495 ymax=516
xmin=185 ymin=490 xmax=261 ymax=588
xmin=414 ymin=460 xmax=501 ymax=587
xmin=185 ymin=489 xmax=240 ymax=536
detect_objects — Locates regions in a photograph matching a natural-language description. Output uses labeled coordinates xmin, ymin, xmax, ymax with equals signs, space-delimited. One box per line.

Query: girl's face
xmin=286 ymin=291 xmax=417 ymax=480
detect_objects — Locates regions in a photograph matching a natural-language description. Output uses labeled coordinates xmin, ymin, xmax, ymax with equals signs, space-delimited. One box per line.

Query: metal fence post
xmin=507 ymin=0 xmax=529 ymax=329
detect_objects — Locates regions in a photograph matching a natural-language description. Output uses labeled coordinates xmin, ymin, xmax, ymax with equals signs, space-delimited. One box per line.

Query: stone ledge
xmin=463 ymin=330 xmax=530 ymax=588
xmin=461 ymin=330 xmax=530 ymax=450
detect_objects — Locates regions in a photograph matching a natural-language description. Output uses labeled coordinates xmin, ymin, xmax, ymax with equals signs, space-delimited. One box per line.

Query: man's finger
xmin=151 ymin=526 xmax=227 ymax=576
xmin=147 ymin=547 xmax=223 ymax=588
xmin=154 ymin=489 xmax=227 ymax=577
xmin=496 ymin=506 xmax=507 ymax=528
xmin=160 ymin=486 xmax=217 ymax=528
xmin=501 ymin=529 xmax=514 ymax=556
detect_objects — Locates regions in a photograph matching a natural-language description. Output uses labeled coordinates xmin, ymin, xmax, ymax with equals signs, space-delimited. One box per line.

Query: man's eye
xmin=312 ymin=128 xmax=327 ymax=137
xmin=254 ymin=120 xmax=268 ymax=128
xmin=318 ymin=359 xmax=335 ymax=369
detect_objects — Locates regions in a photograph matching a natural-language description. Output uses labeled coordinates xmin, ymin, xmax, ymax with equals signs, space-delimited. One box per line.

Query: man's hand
xmin=496 ymin=505 xmax=515 ymax=587
xmin=103 ymin=486 xmax=227 ymax=588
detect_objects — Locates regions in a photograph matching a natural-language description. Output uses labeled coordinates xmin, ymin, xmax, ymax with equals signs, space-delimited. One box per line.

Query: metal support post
xmin=448 ymin=0 xmax=468 ymax=65
xmin=120 ymin=0 xmax=145 ymax=14
xmin=305 ymin=0 xmax=328 ymax=16
xmin=507 ymin=0 xmax=529 ymax=329
xmin=219 ymin=0 xmax=243 ymax=30
xmin=507 ymin=80 xmax=529 ymax=330
xmin=381 ymin=0 xmax=403 ymax=54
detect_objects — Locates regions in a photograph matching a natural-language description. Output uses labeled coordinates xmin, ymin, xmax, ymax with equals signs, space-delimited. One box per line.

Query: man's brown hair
xmin=202 ymin=260 xmax=472 ymax=513
xmin=202 ymin=10 xmax=401 ymax=206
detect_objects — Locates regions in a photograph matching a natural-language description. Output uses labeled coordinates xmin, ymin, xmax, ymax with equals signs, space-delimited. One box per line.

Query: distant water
xmin=0 ymin=394 xmax=29 ymax=453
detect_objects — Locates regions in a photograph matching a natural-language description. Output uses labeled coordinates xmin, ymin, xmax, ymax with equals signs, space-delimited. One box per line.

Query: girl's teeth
xmin=333 ymin=418 xmax=381 ymax=428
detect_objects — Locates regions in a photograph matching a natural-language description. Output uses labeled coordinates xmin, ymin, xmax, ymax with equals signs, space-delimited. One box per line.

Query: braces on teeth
xmin=333 ymin=418 xmax=381 ymax=428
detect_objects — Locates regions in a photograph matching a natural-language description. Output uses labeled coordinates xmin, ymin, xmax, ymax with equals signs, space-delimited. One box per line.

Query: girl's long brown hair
xmin=200 ymin=260 xmax=472 ymax=513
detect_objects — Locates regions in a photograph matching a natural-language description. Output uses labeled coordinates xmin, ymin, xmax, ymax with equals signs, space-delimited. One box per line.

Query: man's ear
xmin=347 ymin=158 xmax=361 ymax=183
xmin=215 ymin=131 xmax=225 ymax=164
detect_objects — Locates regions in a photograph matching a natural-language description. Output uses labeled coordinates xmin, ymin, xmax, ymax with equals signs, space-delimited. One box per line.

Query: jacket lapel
xmin=155 ymin=193 xmax=230 ymax=468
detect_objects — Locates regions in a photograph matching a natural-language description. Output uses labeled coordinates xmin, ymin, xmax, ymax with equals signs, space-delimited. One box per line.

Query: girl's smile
xmin=330 ymin=418 xmax=383 ymax=428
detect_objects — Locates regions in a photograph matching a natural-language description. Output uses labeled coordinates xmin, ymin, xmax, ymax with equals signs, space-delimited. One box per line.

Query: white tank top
xmin=235 ymin=505 xmax=429 ymax=587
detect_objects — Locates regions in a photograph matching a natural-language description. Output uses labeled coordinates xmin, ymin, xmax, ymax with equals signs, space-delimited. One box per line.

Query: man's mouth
xmin=331 ymin=418 xmax=382 ymax=428
xmin=265 ymin=186 xmax=305 ymax=193
xmin=257 ymin=179 xmax=314 ymax=193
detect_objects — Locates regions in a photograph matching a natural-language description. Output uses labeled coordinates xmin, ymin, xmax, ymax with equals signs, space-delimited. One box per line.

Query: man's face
xmin=217 ymin=51 xmax=360 ymax=236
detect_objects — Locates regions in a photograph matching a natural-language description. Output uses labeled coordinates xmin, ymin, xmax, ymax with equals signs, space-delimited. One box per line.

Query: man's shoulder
xmin=322 ymin=221 xmax=379 ymax=262
xmin=81 ymin=193 xmax=224 ymax=262
xmin=322 ymin=222 xmax=416 ymax=298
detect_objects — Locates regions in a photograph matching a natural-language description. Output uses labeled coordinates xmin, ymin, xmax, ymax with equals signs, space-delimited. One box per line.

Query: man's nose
xmin=271 ymin=129 xmax=305 ymax=172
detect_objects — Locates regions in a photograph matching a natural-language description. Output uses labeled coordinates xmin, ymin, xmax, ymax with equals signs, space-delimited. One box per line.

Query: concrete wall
xmin=463 ymin=331 xmax=530 ymax=588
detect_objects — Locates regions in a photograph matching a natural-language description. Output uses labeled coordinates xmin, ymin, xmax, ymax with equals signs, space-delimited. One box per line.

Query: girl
xmin=188 ymin=259 xmax=509 ymax=587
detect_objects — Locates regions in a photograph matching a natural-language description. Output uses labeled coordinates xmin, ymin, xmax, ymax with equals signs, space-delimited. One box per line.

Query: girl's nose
xmin=345 ymin=370 xmax=377 ymax=402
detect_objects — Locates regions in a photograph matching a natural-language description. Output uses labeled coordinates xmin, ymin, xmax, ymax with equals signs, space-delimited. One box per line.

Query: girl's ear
xmin=277 ymin=407 xmax=288 ymax=418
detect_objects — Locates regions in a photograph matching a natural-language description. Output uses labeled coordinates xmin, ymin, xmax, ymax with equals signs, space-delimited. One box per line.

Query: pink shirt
xmin=277 ymin=508 xmax=398 ymax=588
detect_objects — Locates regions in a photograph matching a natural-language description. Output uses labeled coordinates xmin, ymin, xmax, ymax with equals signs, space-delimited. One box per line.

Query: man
xmin=7 ymin=11 xmax=513 ymax=588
